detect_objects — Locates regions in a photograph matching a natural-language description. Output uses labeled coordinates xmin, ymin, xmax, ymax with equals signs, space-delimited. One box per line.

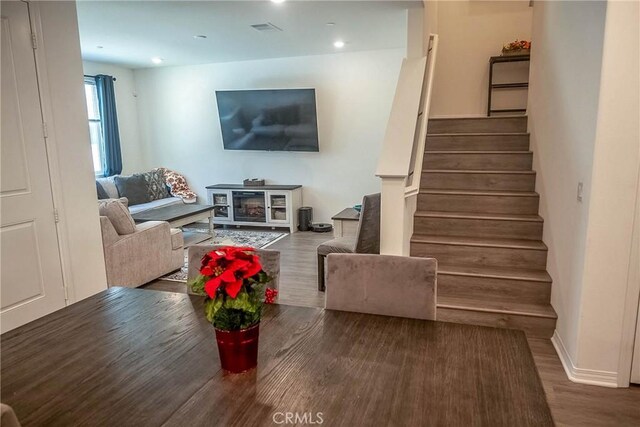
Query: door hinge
xmin=42 ymin=122 xmax=48 ymax=139
xmin=54 ymin=209 xmax=60 ymax=223
xmin=31 ymin=32 xmax=37 ymax=50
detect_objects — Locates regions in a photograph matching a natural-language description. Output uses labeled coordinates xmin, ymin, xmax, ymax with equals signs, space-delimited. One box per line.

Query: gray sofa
xmin=97 ymin=176 xmax=183 ymax=214
xmin=99 ymin=199 xmax=184 ymax=287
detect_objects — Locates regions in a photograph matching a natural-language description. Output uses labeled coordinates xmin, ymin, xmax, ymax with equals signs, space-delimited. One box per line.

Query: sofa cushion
xmin=96 ymin=177 xmax=119 ymax=199
xmin=98 ymin=199 xmax=136 ymax=235
xmin=128 ymin=197 xmax=183 ymax=215
xmin=143 ymin=170 xmax=170 ymax=201
xmin=96 ymin=181 xmax=110 ymax=199
xmin=170 ymin=228 xmax=184 ymax=250
xmin=114 ymin=174 xmax=151 ymax=206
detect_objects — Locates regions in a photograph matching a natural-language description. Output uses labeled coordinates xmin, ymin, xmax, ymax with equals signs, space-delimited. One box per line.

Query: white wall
xmin=32 ymin=1 xmax=107 ymax=301
xmin=529 ymin=0 xmax=640 ymax=386
xmin=528 ymin=0 xmax=606 ymax=375
xmin=429 ymin=0 xmax=533 ymax=117
xmin=82 ymin=61 xmax=143 ymax=174
xmin=576 ymin=0 xmax=639 ymax=381
xmin=133 ymin=48 xmax=404 ymax=222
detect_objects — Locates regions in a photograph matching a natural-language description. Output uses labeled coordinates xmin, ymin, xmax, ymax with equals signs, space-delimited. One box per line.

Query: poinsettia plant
xmin=189 ymin=246 xmax=277 ymax=331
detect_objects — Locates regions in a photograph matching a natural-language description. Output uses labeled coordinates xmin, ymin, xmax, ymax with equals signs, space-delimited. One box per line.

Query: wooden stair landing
xmin=412 ymin=116 xmax=556 ymax=338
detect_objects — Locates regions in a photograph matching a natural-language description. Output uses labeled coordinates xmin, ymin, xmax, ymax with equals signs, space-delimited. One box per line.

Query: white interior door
xmin=1 ymin=1 xmax=66 ymax=333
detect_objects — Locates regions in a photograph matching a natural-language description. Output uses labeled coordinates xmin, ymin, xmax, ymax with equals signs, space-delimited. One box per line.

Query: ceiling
xmin=77 ymin=0 xmax=420 ymax=69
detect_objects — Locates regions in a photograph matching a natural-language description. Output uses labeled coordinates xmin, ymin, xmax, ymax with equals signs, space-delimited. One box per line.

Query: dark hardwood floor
xmin=143 ymin=231 xmax=640 ymax=427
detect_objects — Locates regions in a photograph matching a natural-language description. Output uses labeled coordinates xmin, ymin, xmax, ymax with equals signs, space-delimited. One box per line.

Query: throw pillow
xmin=96 ymin=176 xmax=119 ymax=199
xmin=113 ymin=174 xmax=150 ymax=206
xmin=96 ymin=181 xmax=110 ymax=200
xmin=143 ymin=170 xmax=170 ymax=201
xmin=98 ymin=199 xmax=136 ymax=235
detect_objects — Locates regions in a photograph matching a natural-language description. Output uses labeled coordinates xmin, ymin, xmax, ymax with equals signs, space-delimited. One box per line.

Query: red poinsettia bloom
xmin=199 ymin=246 xmax=263 ymax=299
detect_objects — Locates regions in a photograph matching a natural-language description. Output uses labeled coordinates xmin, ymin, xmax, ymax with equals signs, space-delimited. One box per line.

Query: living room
xmin=81 ymin=0 xmax=415 ymax=304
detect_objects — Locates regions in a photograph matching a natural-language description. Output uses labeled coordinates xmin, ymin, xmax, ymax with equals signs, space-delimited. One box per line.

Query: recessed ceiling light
xmin=193 ymin=35 xmax=207 ymax=39
xmin=96 ymin=45 xmax=104 ymax=49
xmin=326 ymin=22 xmax=336 ymax=26
xmin=151 ymin=57 xmax=164 ymax=64
xmin=333 ymin=40 xmax=345 ymax=48
xmin=271 ymin=0 xmax=286 ymax=3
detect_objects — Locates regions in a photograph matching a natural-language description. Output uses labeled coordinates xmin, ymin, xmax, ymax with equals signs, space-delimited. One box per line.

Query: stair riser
xmin=424 ymin=152 xmax=533 ymax=171
xmin=428 ymin=117 xmax=527 ymax=134
xmin=438 ymin=274 xmax=552 ymax=305
xmin=411 ymin=242 xmax=548 ymax=269
xmin=426 ymin=134 xmax=530 ymax=151
xmin=422 ymin=172 xmax=536 ymax=191
xmin=414 ymin=217 xmax=543 ymax=240
xmin=436 ymin=307 xmax=555 ymax=338
xmin=418 ymin=193 xmax=540 ymax=215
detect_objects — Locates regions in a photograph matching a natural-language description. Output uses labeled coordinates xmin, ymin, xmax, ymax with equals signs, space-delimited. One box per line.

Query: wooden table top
xmin=130 ymin=203 xmax=213 ymax=222
xmin=0 ymin=288 xmax=553 ymax=426
xmin=331 ymin=207 xmax=360 ymax=221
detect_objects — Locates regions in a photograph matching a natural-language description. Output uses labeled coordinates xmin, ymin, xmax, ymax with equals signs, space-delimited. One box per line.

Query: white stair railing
xmin=375 ymin=34 xmax=439 ymax=255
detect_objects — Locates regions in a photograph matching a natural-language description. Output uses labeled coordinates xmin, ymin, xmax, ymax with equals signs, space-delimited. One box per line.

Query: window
xmin=84 ymin=78 xmax=104 ymax=176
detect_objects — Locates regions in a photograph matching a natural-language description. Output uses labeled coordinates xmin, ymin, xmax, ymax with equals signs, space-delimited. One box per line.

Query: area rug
xmin=160 ymin=227 xmax=287 ymax=282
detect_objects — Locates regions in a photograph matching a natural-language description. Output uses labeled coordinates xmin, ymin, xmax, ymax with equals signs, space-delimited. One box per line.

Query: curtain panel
xmin=95 ymin=74 xmax=122 ymax=176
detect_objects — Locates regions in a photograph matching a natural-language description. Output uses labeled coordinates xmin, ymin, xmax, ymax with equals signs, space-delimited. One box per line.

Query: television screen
xmin=215 ymin=89 xmax=319 ymax=152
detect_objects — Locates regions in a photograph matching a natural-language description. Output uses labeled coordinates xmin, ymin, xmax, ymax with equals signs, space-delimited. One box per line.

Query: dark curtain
xmin=95 ymin=74 xmax=122 ymax=176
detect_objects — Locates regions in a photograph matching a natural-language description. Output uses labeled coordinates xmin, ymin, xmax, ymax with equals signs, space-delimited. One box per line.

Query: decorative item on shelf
xmin=243 ymin=178 xmax=265 ymax=187
xmin=501 ymin=39 xmax=531 ymax=56
xmin=189 ymin=246 xmax=277 ymax=373
xmin=353 ymin=204 xmax=362 ymax=213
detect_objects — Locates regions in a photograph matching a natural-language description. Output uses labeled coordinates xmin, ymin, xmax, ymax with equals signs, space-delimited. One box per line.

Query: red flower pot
xmin=214 ymin=322 xmax=260 ymax=373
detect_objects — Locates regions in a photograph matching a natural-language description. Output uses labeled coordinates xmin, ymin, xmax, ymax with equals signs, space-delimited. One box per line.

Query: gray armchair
xmin=187 ymin=244 xmax=280 ymax=296
xmin=325 ymin=253 xmax=437 ymax=320
xmin=317 ymin=193 xmax=381 ymax=291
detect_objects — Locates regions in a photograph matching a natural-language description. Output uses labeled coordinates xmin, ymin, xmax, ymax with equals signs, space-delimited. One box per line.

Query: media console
xmin=206 ymin=184 xmax=303 ymax=234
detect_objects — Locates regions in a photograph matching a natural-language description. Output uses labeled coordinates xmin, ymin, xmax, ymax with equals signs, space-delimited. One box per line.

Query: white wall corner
xmin=551 ymin=330 xmax=619 ymax=388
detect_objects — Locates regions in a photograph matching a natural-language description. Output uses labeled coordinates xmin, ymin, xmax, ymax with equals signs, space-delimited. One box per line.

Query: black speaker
xmin=298 ymin=207 xmax=313 ymax=231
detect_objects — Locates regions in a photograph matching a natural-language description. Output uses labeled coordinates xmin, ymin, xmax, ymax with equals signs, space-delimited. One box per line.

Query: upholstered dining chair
xmin=316 ymin=193 xmax=381 ymax=291
xmin=187 ymin=244 xmax=280 ymax=296
xmin=324 ymin=253 xmax=437 ymax=320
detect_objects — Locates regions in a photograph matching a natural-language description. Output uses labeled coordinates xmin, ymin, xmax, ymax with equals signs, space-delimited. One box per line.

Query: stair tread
xmin=430 ymin=116 xmax=527 ymax=121
xmin=438 ymin=296 xmax=557 ymax=319
xmin=423 ymin=169 xmax=536 ymax=174
xmin=425 ymin=150 xmax=532 ymax=154
xmin=420 ymin=189 xmax=538 ymax=197
xmin=438 ymin=264 xmax=552 ymax=282
xmin=427 ymin=132 xmax=529 ymax=137
xmin=415 ymin=211 xmax=543 ymax=222
xmin=411 ymin=234 xmax=548 ymax=250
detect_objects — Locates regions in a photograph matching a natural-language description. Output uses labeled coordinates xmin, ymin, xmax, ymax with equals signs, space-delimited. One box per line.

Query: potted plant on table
xmin=189 ymin=246 xmax=277 ymax=373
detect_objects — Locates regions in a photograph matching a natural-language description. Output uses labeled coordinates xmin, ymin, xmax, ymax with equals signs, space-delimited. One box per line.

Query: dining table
xmin=0 ymin=287 xmax=553 ymax=426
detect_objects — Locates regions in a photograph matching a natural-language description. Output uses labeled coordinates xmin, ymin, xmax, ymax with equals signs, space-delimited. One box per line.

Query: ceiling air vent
xmin=250 ymin=23 xmax=283 ymax=33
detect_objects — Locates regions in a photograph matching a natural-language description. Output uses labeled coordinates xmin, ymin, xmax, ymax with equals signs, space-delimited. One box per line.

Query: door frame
xmin=617 ymin=161 xmax=640 ymax=386
xmin=25 ymin=1 xmax=75 ymax=302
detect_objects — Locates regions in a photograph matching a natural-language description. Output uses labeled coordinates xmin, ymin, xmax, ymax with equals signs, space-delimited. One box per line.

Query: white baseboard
xmin=551 ymin=330 xmax=619 ymax=388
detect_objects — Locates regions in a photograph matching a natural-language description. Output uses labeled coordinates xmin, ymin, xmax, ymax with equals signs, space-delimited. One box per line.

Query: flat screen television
xmin=215 ymin=89 xmax=319 ymax=152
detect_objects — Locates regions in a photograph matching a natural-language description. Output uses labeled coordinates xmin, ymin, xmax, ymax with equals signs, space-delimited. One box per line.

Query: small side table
xmin=487 ymin=54 xmax=530 ymax=116
xmin=331 ymin=208 xmax=360 ymax=239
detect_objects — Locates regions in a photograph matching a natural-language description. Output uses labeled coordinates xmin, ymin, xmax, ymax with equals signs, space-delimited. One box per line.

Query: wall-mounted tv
xmin=215 ymin=89 xmax=319 ymax=152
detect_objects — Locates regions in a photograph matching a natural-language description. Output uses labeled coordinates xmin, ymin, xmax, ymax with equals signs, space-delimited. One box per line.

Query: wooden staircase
xmin=411 ymin=116 xmax=557 ymax=338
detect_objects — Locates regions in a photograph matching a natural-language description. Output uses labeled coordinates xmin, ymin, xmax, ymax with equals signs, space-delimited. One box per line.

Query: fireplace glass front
xmin=232 ymin=191 xmax=266 ymax=223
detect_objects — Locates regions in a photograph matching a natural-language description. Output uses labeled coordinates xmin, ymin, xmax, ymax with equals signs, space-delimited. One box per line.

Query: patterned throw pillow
xmin=143 ymin=170 xmax=170 ymax=201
